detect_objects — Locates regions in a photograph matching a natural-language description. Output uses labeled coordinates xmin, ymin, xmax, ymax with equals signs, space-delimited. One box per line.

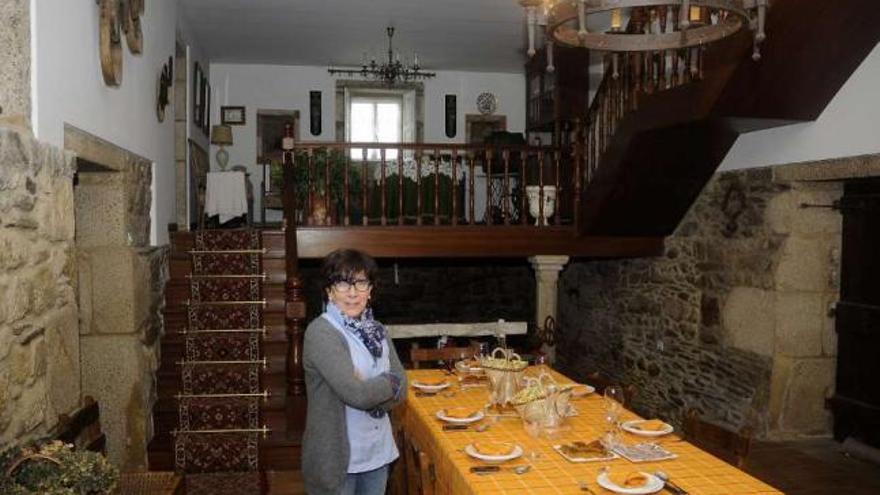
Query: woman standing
xmin=302 ymin=249 xmax=406 ymax=495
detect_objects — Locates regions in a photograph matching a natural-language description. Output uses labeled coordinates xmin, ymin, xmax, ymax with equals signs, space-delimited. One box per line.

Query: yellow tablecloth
xmin=400 ymin=368 xmax=781 ymax=495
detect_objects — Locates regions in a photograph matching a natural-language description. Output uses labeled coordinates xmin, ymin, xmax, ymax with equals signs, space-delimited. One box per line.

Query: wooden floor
xmin=263 ymin=439 xmax=880 ymax=494
xmin=745 ymin=439 xmax=880 ymax=494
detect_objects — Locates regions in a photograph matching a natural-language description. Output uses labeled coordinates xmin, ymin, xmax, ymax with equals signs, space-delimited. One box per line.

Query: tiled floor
xmin=745 ymin=439 xmax=880 ymax=494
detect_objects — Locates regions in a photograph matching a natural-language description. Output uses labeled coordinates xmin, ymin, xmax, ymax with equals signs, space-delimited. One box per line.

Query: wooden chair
xmin=404 ymin=434 xmax=435 ymax=495
xmin=683 ymin=408 xmax=753 ymax=468
xmin=409 ymin=345 xmax=477 ymax=369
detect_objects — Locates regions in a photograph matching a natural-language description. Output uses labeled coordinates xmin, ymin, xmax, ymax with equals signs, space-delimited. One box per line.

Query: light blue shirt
xmin=322 ymin=304 xmax=399 ymax=473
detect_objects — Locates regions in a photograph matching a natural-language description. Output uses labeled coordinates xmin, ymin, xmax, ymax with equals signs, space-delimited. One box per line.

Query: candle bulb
xmin=361 ymin=51 xmax=367 ymax=67
xmin=413 ymin=52 xmax=419 ymax=68
xmin=611 ymin=8 xmax=622 ymax=30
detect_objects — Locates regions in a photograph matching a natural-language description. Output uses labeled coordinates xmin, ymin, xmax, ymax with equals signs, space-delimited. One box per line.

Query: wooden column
xmin=281 ymin=123 xmax=307 ymax=397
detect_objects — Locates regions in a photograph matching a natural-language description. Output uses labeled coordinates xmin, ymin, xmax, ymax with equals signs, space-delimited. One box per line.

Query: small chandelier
xmin=520 ymin=0 xmax=768 ymax=62
xmin=328 ymin=27 xmax=436 ymax=85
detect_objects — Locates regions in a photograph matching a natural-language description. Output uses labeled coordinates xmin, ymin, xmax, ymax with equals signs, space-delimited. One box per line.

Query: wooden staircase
xmin=578 ymin=0 xmax=880 ymax=236
xmin=148 ymin=230 xmax=305 ymax=473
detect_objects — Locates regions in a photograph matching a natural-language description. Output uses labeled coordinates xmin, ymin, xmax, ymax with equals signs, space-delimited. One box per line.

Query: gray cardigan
xmin=301 ymin=316 xmax=407 ymax=495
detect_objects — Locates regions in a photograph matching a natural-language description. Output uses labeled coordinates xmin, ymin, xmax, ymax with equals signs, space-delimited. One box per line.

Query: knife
xmin=663 ymin=480 xmax=689 ymax=495
xmin=469 ymin=465 xmax=500 ymax=474
xmin=442 ymin=424 xmax=469 ymax=431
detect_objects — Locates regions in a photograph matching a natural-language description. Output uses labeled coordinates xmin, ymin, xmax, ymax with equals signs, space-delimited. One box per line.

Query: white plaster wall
xmin=720 ymin=42 xmax=880 ymax=171
xmin=32 ymin=0 xmax=180 ymax=245
xmin=209 ymin=63 xmax=525 ymax=217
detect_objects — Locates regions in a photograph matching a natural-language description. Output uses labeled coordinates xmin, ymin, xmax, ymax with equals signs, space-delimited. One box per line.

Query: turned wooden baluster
xmin=572 ymin=119 xmax=584 ymax=231
xmin=416 ymin=151 xmax=423 ymax=226
xmin=554 ymin=148 xmax=561 ymax=226
xmin=467 ymin=152 xmax=475 ymax=225
xmin=397 ymin=148 xmax=404 ymax=226
xmin=343 ymin=154 xmax=350 ymax=226
xmin=537 ymin=149 xmax=545 ymax=225
xmin=361 ymin=147 xmax=368 ymax=226
xmin=323 ymin=151 xmax=331 ymax=224
xmin=280 ymin=124 xmax=306 ymax=397
xmin=485 ymin=149 xmax=493 ymax=225
xmin=433 ymin=148 xmax=440 ymax=226
xmin=520 ymin=149 xmax=527 ymax=225
xmin=380 ymin=148 xmax=387 ymax=226
xmin=502 ymin=149 xmax=510 ymax=225
xmin=452 ymin=149 xmax=459 ymax=226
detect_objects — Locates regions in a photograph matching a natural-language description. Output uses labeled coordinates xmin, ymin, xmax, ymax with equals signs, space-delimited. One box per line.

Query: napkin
xmin=609 ymin=471 xmax=648 ymax=488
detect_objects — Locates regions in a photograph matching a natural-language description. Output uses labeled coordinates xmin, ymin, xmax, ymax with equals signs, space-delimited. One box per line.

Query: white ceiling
xmin=179 ymin=0 xmax=533 ymax=73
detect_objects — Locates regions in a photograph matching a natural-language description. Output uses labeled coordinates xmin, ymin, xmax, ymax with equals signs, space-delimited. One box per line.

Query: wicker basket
xmin=113 ymin=472 xmax=182 ymax=495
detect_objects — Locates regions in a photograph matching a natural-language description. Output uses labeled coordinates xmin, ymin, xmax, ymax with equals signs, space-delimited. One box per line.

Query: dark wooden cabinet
xmin=525 ymin=45 xmax=591 ymax=146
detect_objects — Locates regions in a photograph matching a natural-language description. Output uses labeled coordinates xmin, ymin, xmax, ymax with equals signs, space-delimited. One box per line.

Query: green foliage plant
xmin=0 ymin=440 xmax=118 ymax=495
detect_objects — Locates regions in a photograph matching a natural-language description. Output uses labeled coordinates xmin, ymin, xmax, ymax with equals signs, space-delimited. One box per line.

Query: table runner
xmin=400 ymin=368 xmax=781 ymax=495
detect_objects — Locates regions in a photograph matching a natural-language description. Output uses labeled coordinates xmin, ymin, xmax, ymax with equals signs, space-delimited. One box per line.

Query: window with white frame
xmin=349 ymin=95 xmax=402 ymax=160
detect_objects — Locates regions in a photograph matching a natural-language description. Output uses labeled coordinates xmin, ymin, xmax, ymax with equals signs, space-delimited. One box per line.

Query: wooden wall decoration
xmin=98 ymin=0 xmax=123 ymax=86
xmin=445 ymin=94 xmax=457 ymax=138
xmin=309 ymin=91 xmax=321 ymax=136
xmin=157 ymin=56 xmax=173 ymax=122
xmin=193 ymin=63 xmax=203 ymax=128
xmin=121 ymin=0 xmax=144 ymax=54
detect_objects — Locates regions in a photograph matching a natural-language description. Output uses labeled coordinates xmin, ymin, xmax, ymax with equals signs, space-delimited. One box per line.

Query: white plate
xmin=411 ymin=380 xmax=450 ymax=392
xmin=464 ymin=443 xmax=523 ymax=462
xmin=552 ymin=444 xmax=619 ymax=463
xmin=567 ymin=384 xmax=596 ymax=398
xmin=596 ymin=471 xmax=664 ymax=494
xmin=620 ymin=420 xmax=674 ymax=437
xmin=435 ymin=408 xmax=485 ymax=424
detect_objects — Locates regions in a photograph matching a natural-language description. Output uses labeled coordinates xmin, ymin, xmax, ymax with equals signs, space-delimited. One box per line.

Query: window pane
xmin=376 ymin=102 xmax=400 ymax=159
xmin=351 ymin=102 xmax=374 ymax=159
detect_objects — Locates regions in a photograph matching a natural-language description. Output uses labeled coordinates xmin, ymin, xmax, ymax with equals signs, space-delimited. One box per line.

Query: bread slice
xmin=633 ymin=419 xmax=668 ymax=431
xmin=444 ymin=407 xmax=476 ymax=419
xmin=609 ymin=471 xmax=648 ymax=488
xmin=473 ymin=442 xmax=514 ymax=456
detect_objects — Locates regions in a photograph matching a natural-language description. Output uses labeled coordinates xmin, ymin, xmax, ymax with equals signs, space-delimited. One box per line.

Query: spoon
xmin=474 ymin=422 xmax=491 ymax=432
xmin=577 ymin=480 xmax=597 ymax=494
xmin=654 ymin=471 xmax=689 ymax=494
xmin=512 ymin=464 xmax=531 ymax=475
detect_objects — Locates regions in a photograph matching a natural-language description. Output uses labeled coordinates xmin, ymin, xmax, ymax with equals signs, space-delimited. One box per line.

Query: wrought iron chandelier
xmin=328 ymin=27 xmax=436 ymax=85
xmin=520 ymin=0 xmax=768 ymax=62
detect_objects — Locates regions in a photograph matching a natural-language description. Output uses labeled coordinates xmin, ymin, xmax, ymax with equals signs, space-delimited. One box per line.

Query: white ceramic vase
xmin=526 ymin=185 xmax=557 ymax=226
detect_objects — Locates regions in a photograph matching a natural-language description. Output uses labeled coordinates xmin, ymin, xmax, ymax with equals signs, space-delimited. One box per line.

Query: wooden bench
xmin=683 ymin=408 xmax=753 ymax=468
xmin=53 ymin=395 xmax=106 ymax=454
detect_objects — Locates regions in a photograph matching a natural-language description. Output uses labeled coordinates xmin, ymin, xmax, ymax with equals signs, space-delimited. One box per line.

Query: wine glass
xmin=603 ymin=385 xmax=626 ymax=448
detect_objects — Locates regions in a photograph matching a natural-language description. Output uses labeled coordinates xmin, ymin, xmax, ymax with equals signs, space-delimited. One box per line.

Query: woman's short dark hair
xmin=321 ymin=249 xmax=378 ymax=297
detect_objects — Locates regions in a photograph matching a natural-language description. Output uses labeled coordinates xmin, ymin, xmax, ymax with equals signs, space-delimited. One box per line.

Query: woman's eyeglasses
xmin=332 ymin=279 xmax=372 ymax=292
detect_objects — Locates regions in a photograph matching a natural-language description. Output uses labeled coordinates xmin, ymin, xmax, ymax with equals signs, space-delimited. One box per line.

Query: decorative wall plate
xmin=121 ymin=0 xmax=144 ymax=54
xmin=99 ymin=0 xmax=123 ymax=86
xmin=476 ymin=92 xmax=497 ymax=115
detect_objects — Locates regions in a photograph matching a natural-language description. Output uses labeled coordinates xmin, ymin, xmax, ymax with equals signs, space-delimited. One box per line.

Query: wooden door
xmin=830 ymin=179 xmax=880 ymax=447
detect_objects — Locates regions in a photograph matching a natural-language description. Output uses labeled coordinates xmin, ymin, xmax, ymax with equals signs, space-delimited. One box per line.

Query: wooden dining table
xmin=398 ymin=367 xmax=782 ymax=495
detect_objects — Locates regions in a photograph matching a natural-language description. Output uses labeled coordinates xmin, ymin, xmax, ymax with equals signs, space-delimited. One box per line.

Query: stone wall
xmin=0 ymin=0 xmax=30 ymax=128
xmin=558 ymin=166 xmax=842 ymax=439
xmin=69 ymin=126 xmax=168 ymax=468
xmin=0 ymin=127 xmax=78 ymax=447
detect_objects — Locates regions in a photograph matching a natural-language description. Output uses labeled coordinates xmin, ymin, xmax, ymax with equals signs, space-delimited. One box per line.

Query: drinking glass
xmin=476 ymin=342 xmax=490 ymax=360
xmin=603 ymin=385 xmax=626 ymax=448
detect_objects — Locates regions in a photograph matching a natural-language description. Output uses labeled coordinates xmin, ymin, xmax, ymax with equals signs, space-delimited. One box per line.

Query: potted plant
xmin=0 ymin=440 xmax=119 ymax=494
xmin=290 ymin=149 xmax=361 ymax=225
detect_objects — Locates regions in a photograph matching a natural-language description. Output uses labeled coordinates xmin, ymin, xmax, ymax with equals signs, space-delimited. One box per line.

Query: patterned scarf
xmin=328 ymin=303 xmax=386 ymax=359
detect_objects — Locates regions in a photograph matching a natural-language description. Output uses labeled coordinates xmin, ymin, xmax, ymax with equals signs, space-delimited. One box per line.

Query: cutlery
xmin=469 ymin=465 xmax=531 ymax=475
xmin=415 ymin=391 xmax=437 ymax=397
xmin=577 ymin=480 xmax=597 ymax=494
xmin=655 ymin=471 xmax=689 ymax=494
xmin=442 ymin=424 xmax=469 ymax=431
xmin=474 ymin=422 xmax=490 ymax=432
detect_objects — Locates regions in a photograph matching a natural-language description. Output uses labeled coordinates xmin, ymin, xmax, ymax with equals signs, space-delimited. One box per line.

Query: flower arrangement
xmin=0 ymin=440 xmax=118 ymax=495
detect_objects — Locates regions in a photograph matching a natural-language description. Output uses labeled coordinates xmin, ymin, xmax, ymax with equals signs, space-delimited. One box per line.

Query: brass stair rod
xmin=188 ymin=248 xmax=268 ymax=254
xmin=183 ymin=300 xmax=267 ymax=306
xmin=172 ymin=426 xmax=270 ymax=435
xmin=180 ymin=327 xmax=266 ymax=335
xmin=177 ymin=358 xmax=267 ymax=367
xmin=186 ymin=273 xmax=267 ymax=279
xmin=176 ymin=393 xmax=270 ymax=399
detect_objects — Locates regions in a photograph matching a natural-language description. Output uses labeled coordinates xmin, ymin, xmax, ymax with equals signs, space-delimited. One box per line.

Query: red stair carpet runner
xmin=174 ymin=229 xmax=267 ymax=494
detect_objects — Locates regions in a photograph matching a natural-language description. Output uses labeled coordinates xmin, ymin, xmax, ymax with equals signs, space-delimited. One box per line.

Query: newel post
xmin=281 ymin=123 xmax=306 ymax=396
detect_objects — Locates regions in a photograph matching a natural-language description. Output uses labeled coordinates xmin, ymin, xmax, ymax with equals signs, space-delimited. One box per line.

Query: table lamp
xmin=210 ymin=124 xmax=234 ymax=171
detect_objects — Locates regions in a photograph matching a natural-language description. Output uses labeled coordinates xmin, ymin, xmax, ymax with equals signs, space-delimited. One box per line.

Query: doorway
xmin=256 ymin=110 xmax=299 ymax=225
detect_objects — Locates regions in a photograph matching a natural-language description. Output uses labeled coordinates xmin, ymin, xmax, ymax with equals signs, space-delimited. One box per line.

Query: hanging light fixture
xmin=520 ymin=0 xmax=768 ymax=61
xmin=328 ymin=27 xmax=437 ymax=85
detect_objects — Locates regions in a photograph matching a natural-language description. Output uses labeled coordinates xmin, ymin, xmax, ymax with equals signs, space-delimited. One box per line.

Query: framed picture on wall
xmin=221 ymin=106 xmax=246 ymax=125
xmin=193 ymin=62 xmax=203 ymax=127
xmin=204 ymin=82 xmax=211 ymax=135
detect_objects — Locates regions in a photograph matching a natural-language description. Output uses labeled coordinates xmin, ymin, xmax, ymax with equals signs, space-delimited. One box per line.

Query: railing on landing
xmin=280 ymin=142 xmax=582 ymax=230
